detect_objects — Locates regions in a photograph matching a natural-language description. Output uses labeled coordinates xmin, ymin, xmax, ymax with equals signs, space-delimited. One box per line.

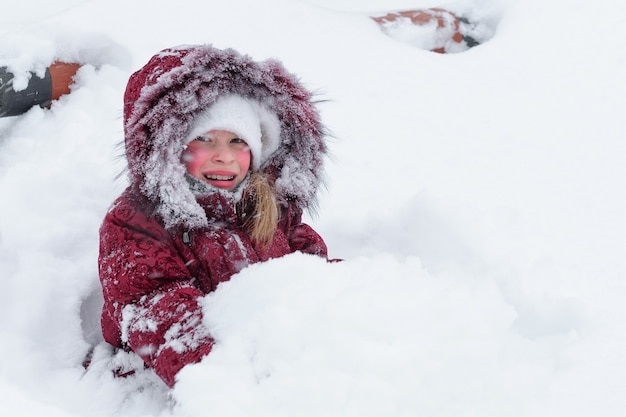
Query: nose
xmin=211 ymin=141 xmax=234 ymax=163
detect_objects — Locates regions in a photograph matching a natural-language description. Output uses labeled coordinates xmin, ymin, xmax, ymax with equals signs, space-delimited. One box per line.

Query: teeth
xmin=205 ymin=174 xmax=234 ymax=181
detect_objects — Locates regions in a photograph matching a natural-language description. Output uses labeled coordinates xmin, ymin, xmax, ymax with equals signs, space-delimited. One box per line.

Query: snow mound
xmin=172 ymin=252 xmax=576 ymax=417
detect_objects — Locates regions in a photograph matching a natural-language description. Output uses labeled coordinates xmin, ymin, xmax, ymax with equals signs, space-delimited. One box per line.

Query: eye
xmin=230 ymin=137 xmax=247 ymax=144
xmin=195 ymin=135 xmax=210 ymax=142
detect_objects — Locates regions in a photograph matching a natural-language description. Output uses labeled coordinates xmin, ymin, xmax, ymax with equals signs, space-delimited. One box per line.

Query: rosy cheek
xmin=181 ymin=149 xmax=204 ymax=177
xmin=236 ymin=149 xmax=252 ymax=173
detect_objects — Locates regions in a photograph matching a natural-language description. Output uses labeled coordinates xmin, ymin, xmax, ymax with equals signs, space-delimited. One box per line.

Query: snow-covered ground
xmin=1 ymin=0 xmax=625 ymax=415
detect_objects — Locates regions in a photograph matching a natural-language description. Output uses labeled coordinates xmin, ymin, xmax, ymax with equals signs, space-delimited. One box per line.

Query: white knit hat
xmin=185 ymin=94 xmax=281 ymax=170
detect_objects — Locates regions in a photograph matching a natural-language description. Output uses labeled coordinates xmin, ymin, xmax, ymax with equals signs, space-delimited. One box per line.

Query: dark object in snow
xmin=0 ymin=62 xmax=81 ymax=118
xmin=372 ymin=8 xmax=483 ymax=53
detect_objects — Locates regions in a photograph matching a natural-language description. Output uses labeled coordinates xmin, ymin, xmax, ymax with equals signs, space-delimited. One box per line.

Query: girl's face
xmin=182 ymin=130 xmax=251 ymax=191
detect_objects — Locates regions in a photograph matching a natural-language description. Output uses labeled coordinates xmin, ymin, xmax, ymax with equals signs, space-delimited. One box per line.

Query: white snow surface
xmin=1 ymin=0 xmax=626 ymax=416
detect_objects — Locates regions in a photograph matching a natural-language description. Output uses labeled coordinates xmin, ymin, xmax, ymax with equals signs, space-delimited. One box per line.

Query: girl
xmin=98 ymin=44 xmax=329 ymax=387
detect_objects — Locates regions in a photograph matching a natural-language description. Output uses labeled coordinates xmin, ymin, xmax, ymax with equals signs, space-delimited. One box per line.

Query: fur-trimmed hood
xmin=122 ymin=44 xmax=327 ymax=230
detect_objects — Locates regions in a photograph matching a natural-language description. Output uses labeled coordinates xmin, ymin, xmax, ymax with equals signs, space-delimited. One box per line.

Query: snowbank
xmin=1 ymin=0 xmax=625 ymax=416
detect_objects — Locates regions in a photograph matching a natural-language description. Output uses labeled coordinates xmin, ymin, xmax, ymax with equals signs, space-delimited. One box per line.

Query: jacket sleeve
xmin=98 ymin=195 xmax=213 ymax=387
xmin=282 ymin=203 xmax=328 ymax=258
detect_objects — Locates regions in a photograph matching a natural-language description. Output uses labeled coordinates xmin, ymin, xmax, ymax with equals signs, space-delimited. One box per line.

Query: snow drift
xmin=1 ymin=0 xmax=625 ymax=416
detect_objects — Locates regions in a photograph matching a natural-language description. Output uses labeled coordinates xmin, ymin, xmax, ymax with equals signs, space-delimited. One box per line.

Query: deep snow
xmin=1 ymin=0 xmax=626 ymax=416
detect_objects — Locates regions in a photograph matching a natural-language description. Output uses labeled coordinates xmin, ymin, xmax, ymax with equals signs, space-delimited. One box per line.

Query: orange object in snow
xmin=49 ymin=61 xmax=81 ymax=101
xmin=372 ymin=8 xmax=480 ymax=53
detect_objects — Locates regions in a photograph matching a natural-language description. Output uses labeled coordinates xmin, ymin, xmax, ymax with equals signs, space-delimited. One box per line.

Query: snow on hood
xmin=122 ymin=44 xmax=328 ymax=229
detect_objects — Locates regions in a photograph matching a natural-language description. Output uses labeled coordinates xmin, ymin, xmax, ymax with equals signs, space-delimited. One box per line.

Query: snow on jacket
xmin=98 ymin=45 xmax=329 ymax=387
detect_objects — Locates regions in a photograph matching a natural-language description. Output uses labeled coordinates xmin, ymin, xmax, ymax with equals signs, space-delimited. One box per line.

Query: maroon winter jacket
xmin=98 ymin=45 xmax=328 ymax=387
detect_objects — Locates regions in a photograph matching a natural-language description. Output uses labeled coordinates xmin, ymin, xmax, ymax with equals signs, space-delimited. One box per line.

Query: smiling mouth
xmin=204 ymin=174 xmax=235 ymax=181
